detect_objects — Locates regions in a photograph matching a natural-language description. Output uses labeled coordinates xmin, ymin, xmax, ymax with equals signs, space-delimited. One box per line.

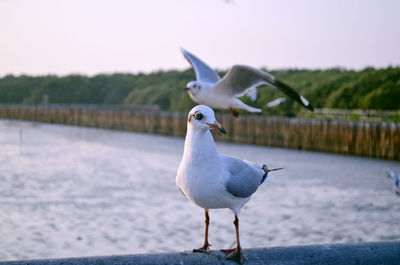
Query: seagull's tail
xmin=261 ymin=165 xmax=283 ymax=184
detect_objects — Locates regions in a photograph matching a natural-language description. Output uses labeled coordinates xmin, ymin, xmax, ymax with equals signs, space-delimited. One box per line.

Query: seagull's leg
xmin=222 ymin=215 xmax=243 ymax=264
xmin=229 ymin=108 xmax=240 ymax=118
xmin=193 ymin=210 xmax=211 ymax=253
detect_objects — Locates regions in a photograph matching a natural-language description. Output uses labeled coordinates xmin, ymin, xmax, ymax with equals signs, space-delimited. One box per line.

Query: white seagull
xmin=386 ymin=169 xmax=400 ymax=196
xmin=176 ymin=105 xmax=282 ymax=264
xmin=181 ymin=48 xmax=313 ymax=117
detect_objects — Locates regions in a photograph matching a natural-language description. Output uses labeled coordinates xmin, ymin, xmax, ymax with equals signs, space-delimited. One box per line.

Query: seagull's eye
xmin=194 ymin=112 xmax=203 ymax=120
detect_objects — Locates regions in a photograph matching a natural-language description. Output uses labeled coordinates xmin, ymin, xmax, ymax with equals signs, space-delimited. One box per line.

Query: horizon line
xmin=1 ymin=64 xmax=399 ymax=78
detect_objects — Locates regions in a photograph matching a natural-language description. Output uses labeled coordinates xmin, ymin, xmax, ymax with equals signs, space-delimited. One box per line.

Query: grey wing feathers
xmin=214 ymin=65 xmax=269 ymax=97
xmin=181 ymin=48 xmax=220 ymax=84
xmin=222 ymin=155 xmax=264 ymax=198
xmin=214 ymin=65 xmax=314 ymax=111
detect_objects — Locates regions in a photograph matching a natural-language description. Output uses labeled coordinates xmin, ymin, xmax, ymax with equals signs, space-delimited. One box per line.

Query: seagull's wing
xmin=181 ymin=48 xmax=221 ymax=84
xmin=213 ymin=65 xmax=314 ymax=111
xmin=222 ymin=155 xmax=264 ymax=198
xmin=265 ymin=97 xmax=286 ymax=108
xmin=245 ymin=87 xmax=257 ymax=102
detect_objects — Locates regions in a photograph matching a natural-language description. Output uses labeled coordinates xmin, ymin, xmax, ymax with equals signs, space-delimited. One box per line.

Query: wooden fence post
xmin=0 ymin=104 xmax=398 ymax=160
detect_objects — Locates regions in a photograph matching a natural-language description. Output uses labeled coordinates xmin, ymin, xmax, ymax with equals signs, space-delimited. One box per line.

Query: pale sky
xmin=1 ymin=0 xmax=399 ymax=76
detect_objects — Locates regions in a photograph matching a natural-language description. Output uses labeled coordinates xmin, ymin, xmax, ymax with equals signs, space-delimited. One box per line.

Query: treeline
xmin=0 ymin=66 xmax=399 ymax=116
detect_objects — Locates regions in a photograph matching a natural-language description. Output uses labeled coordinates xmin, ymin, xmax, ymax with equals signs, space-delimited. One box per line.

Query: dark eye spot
xmin=194 ymin=111 xmax=203 ymax=120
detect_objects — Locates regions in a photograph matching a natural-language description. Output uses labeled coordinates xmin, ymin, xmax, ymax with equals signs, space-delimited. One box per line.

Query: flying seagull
xmin=386 ymin=169 xmax=400 ymax=196
xmin=181 ymin=48 xmax=313 ymax=117
xmin=176 ymin=105 xmax=282 ymax=264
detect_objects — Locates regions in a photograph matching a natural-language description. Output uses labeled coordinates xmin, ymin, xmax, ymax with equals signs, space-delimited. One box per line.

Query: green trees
xmin=0 ymin=66 xmax=399 ymax=114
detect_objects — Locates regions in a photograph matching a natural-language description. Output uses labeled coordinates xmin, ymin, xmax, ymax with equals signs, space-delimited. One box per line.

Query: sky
xmin=1 ymin=0 xmax=400 ymax=76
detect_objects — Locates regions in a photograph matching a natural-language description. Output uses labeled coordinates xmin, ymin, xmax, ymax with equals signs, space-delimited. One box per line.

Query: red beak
xmin=208 ymin=120 xmax=226 ymax=134
xmin=183 ymin=87 xmax=190 ymax=91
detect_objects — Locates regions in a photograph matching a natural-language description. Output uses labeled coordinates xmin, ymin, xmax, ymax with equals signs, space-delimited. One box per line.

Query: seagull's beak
xmin=183 ymin=87 xmax=190 ymax=91
xmin=208 ymin=120 xmax=226 ymax=134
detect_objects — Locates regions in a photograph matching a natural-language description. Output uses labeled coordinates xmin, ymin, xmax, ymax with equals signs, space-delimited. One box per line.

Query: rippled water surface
xmin=0 ymin=120 xmax=399 ymax=261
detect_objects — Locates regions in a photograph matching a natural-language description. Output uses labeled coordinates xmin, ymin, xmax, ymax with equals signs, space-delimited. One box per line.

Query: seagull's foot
xmin=229 ymin=108 xmax=239 ymax=118
xmin=193 ymin=243 xmax=211 ymax=253
xmin=220 ymin=248 xmax=236 ymax=253
xmin=221 ymin=247 xmax=243 ymax=264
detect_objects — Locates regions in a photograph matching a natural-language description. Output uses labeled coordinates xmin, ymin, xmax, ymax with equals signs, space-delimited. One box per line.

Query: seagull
xmin=386 ymin=169 xmax=400 ymax=196
xmin=176 ymin=105 xmax=282 ymax=264
xmin=181 ymin=48 xmax=313 ymax=117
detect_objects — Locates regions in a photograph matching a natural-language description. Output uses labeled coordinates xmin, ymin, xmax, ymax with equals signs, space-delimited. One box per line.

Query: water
xmin=0 ymin=120 xmax=399 ymax=261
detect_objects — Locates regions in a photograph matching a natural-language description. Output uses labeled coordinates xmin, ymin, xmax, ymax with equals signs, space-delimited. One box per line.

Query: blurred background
xmin=1 ymin=0 xmax=400 ymax=118
xmin=0 ymin=0 xmax=399 ymax=262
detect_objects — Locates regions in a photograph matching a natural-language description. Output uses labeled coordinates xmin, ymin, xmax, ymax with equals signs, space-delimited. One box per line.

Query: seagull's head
xmin=184 ymin=81 xmax=202 ymax=96
xmin=386 ymin=168 xmax=398 ymax=180
xmin=187 ymin=105 xmax=226 ymax=134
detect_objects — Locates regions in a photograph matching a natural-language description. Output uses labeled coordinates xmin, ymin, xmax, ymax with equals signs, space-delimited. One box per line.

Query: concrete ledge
xmin=1 ymin=241 xmax=399 ymax=265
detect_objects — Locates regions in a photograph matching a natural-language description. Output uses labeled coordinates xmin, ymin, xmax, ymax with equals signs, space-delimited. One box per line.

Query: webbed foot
xmin=193 ymin=243 xmax=211 ymax=253
xmin=222 ymin=247 xmax=243 ymax=264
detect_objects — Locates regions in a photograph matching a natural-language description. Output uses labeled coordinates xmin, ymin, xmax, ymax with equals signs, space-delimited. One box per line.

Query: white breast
xmin=176 ymin=155 xmax=231 ymax=209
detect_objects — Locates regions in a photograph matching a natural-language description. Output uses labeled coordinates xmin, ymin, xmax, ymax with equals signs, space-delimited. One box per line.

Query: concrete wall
xmin=1 ymin=241 xmax=399 ymax=265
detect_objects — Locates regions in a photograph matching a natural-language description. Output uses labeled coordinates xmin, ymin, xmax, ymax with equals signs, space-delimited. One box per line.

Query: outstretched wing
xmin=222 ymin=155 xmax=264 ymax=198
xmin=180 ymin=48 xmax=220 ymax=84
xmin=213 ymin=65 xmax=314 ymax=111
